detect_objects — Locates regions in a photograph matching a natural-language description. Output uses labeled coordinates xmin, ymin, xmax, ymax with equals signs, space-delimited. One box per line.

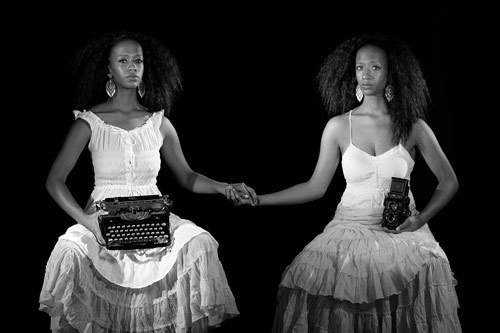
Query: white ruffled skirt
xmin=272 ymin=206 xmax=461 ymax=333
xmin=39 ymin=213 xmax=239 ymax=332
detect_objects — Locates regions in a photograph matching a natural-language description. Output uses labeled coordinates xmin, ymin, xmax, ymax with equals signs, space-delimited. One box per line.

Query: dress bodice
xmin=339 ymin=111 xmax=415 ymax=208
xmin=73 ymin=110 xmax=165 ymax=202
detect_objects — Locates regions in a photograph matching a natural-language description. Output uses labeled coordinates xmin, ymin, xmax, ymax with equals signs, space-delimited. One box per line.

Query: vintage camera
xmin=382 ymin=177 xmax=411 ymax=230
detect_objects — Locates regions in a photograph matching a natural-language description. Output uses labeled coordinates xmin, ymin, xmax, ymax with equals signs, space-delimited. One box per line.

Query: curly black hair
xmin=317 ymin=33 xmax=430 ymax=143
xmin=69 ymin=31 xmax=182 ymax=116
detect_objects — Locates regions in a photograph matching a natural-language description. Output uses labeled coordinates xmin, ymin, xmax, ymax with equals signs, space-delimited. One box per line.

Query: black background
xmin=10 ymin=5 xmax=484 ymax=332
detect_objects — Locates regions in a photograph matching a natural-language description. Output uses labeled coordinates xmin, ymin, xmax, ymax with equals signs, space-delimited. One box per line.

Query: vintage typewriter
xmin=95 ymin=195 xmax=173 ymax=250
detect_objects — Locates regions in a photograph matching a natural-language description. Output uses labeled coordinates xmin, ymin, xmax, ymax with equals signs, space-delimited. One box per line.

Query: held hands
xmin=225 ymin=183 xmax=259 ymax=206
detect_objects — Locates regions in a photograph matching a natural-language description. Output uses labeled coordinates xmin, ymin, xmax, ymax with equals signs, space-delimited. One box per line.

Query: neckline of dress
xmin=86 ymin=110 xmax=156 ymax=133
xmin=346 ymin=142 xmax=415 ymax=163
xmin=350 ymin=142 xmax=399 ymax=158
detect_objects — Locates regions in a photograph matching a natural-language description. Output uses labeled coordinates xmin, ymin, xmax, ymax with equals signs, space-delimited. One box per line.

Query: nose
xmin=361 ymin=67 xmax=373 ymax=80
xmin=128 ymin=62 xmax=137 ymax=72
xmin=362 ymin=68 xmax=372 ymax=80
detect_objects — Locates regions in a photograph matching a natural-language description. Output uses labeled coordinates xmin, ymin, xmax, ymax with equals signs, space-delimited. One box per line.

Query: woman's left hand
xmin=225 ymin=183 xmax=258 ymax=206
xmin=383 ymin=214 xmax=427 ymax=233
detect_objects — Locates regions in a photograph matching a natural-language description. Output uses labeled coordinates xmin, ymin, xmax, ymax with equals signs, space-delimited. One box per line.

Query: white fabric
xmin=67 ymin=110 xmax=210 ymax=288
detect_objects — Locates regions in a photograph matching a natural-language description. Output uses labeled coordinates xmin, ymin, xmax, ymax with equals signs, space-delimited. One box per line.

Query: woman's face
xmin=355 ymin=44 xmax=388 ymax=98
xmin=108 ymin=39 xmax=144 ymax=91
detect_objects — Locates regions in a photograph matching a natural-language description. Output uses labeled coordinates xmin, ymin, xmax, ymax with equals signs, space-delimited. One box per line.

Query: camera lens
xmin=389 ymin=202 xmax=398 ymax=211
xmin=386 ymin=212 xmax=396 ymax=222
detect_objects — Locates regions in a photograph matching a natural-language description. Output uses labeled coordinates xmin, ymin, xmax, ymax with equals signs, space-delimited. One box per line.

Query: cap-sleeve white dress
xmin=39 ymin=110 xmax=239 ymax=332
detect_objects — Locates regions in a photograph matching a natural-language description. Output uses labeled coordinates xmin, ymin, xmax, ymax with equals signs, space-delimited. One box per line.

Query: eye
xmin=372 ymin=65 xmax=381 ymax=70
xmin=355 ymin=65 xmax=363 ymax=71
xmin=134 ymin=58 xmax=143 ymax=64
xmin=118 ymin=58 xmax=128 ymax=64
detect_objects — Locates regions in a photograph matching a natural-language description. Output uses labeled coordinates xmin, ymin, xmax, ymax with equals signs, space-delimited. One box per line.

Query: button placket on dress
xmin=121 ymin=132 xmax=137 ymax=186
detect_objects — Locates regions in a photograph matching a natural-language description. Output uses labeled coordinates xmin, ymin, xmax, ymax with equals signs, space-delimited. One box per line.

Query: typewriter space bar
xmin=107 ymin=237 xmax=170 ymax=250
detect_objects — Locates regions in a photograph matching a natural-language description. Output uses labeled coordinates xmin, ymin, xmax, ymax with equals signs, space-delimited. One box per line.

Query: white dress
xmin=272 ymin=111 xmax=461 ymax=332
xmin=39 ymin=110 xmax=239 ymax=332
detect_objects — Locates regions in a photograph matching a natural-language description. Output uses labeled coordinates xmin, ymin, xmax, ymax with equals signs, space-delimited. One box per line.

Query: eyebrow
xmin=355 ymin=61 xmax=384 ymax=65
xmin=116 ymin=54 xmax=143 ymax=57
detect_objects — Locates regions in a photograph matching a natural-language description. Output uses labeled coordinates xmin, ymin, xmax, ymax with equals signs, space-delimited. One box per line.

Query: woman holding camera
xmin=239 ymin=33 xmax=461 ymax=332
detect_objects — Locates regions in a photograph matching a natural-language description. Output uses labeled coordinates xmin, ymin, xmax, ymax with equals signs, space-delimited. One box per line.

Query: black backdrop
xmin=10 ymin=6 xmax=482 ymax=332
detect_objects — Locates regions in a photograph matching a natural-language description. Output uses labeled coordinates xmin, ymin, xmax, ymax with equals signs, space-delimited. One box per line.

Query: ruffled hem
xmin=39 ymin=233 xmax=239 ymax=332
xmin=273 ymin=211 xmax=461 ymax=332
xmin=50 ymin=314 xmax=228 ymax=333
xmin=273 ymin=265 xmax=461 ymax=332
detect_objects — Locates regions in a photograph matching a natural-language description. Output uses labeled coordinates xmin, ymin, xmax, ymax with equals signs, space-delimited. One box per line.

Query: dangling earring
xmin=355 ymin=85 xmax=363 ymax=102
xmin=138 ymin=80 xmax=146 ymax=98
xmin=385 ymin=84 xmax=394 ymax=102
xmin=106 ymin=74 xmax=116 ymax=98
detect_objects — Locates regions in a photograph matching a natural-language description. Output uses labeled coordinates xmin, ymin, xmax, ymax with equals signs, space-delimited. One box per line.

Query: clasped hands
xmin=225 ymin=183 xmax=259 ymax=206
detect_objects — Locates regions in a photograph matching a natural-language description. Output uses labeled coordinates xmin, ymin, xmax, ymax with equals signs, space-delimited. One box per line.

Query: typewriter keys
xmin=96 ymin=195 xmax=172 ymax=250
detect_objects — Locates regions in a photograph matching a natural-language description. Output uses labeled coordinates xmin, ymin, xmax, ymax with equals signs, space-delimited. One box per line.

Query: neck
xmin=107 ymin=88 xmax=142 ymax=112
xmin=359 ymin=95 xmax=388 ymax=115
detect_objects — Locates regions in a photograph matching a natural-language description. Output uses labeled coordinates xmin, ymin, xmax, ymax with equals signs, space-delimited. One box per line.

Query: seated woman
xmin=240 ymin=33 xmax=462 ymax=332
xmin=39 ymin=31 xmax=251 ymax=333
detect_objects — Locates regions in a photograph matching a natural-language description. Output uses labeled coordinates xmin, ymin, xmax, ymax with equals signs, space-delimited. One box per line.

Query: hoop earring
xmin=106 ymin=75 xmax=116 ymax=98
xmin=138 ymin=80 xmax=146 ymax=98
xmin=385 ymin=84 xmax=394 ymax=103
xmin=355 ymin=85 xmax=363 ymax=102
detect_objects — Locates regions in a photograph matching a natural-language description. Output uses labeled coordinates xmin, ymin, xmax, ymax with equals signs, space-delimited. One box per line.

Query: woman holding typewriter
xmin=39 ymin=31 xmax=253 ymax=332
xmin=238 ymin=33 xmax=462 ymax=331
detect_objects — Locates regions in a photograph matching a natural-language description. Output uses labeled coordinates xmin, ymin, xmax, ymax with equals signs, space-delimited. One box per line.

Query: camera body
xmin=382 ymin=177 xmax=411 ymax=230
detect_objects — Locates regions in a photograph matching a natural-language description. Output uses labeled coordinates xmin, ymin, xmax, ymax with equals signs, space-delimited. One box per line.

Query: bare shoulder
xmin=88 ymin=102 xmax=110 ymax=114
xmin=159 ymin=115 xmax=176 ymax=137
xmin=409 ymin=118 xmax=442 ymax=151
xmin=325 ymin=113 xmax=348 ymax=131
xmin=324 ymin=113 xmax=349 ymax=140
xmin=411 ymin=118 xmax=436 ymax=140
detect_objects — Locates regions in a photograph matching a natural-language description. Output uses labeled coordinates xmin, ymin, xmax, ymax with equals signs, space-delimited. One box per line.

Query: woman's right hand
xmin=79 ymin=210 xmax=108 ymax=246
xmin=226 ymin=183 xmax=258 ymax=206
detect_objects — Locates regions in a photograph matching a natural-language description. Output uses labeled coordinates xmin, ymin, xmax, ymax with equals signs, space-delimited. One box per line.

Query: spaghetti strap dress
xmin=39 ymin=110 xmax=239 ymax=333
xmin=272 ymin=111 xmax=461 ymax=332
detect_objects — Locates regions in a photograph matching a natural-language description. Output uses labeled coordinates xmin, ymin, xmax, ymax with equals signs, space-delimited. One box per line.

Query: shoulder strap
xmin=349 ymin=110 xmax=353 ymax=144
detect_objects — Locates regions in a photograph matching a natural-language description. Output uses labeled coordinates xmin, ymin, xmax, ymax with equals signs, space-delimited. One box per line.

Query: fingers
xmin=383 ymin=226 xmax=398 ymax=233
xmin=395 ymin=218 xmax=413 ymax=232
xmin=225 ymin=185 xmax=233 ymax=200
xmin=383 ymin=219 xmax=412 ymax=234
xmin=225 ymin=183 xmax=259 ymax=206
xmin=241 ymin=183 xmax=258 ymax=205
xmin=242 ymin=184 xmax=259 ymax=206
xmin=225 ymin=184 xmax=241 ymax=206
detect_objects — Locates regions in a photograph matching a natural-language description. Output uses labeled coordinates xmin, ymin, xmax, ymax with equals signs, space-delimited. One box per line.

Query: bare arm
xmin=258 ymin=117 xmax=343 ymax=205
xmin=159 ymin=116 xmax=233 ymax=196
xmin=393 ymin=119 xmax=458 ymax=232
xmin=413 ymin=119 xmax=459 ymax=223
xmin=45 ymin=119 xmax=104 ymax=239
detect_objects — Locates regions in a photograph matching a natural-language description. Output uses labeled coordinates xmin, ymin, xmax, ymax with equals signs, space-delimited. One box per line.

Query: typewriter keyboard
xmin=101 ymin=216 xmax=171 ymax=250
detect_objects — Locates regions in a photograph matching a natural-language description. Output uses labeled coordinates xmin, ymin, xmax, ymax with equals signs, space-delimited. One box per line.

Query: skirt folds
xmin=272 ymin=207 xmax=461 ymax=333
xmin=39 ymin=226 xmax=238 ymax=332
